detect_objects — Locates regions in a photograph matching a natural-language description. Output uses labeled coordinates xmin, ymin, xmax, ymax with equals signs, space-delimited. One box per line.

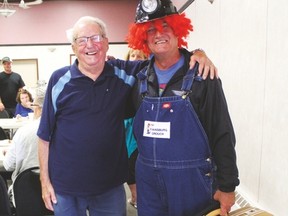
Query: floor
xmin=4 ymin=179 xmax=137 ymax=216
xmin=125 ymin=183 xmax=138 ymax=216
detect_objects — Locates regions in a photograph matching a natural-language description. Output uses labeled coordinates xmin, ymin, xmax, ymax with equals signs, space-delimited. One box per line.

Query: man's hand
xmin=0 ymin=102 xmax=5 ymax=111
xmin=41 ymin=179 xmax=57 ymax=211
xmin=39 ymin=138 xmax=56 ymax=210
xmin=106 ymin=55 xmax=116 ymax=61
xmin=190 ymin=49 xmax=218 ymax=80
xmin=213 ymin=190 xmax=235 ymax=216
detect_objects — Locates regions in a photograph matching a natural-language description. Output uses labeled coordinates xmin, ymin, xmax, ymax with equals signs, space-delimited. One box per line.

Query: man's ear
xmin=104 ymin=37 xmax=109 ymax=52
xmin=72 ymin=44 xmax=76 ymax=54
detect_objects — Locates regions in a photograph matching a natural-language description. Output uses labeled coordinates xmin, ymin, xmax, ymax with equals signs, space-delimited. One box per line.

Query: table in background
xmin=0 ymin=118 xmax=29 ymax=138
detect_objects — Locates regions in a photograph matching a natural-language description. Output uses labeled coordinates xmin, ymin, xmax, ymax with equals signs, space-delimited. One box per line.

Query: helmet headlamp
xmin=135 ymin=0 xmax=178 ymax=23
xmin=140 ymin=0 xmax=160 ymax=14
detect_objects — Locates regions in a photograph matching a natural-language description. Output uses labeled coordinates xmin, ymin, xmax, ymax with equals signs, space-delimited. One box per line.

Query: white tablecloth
xmin=0 ymin=118 xmax=30 ymax=138
xmin=0 ymin=118 xmax=29 ymax=130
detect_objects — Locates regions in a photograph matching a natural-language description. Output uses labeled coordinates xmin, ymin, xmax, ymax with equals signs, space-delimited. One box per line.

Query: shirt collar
xmin=70 ymin=59 xmax=115 ymax=80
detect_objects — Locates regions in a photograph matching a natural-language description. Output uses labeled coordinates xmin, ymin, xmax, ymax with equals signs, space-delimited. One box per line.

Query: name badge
xmin=143 ymin=120 xmax=170 ymax=139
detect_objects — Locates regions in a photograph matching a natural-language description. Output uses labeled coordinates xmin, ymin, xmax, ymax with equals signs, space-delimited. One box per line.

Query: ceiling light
xmin=0 ymin=0 xmax=16 ymax=18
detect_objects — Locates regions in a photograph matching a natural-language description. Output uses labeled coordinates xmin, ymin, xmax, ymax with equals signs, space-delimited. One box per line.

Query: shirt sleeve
xmin=3 ymin=140 xmax=17 ymax=171
xmin=19 ymin=74 xmax=25 ymax=88
xmin=192 ymin=78 xmax=239 ymax=192
xmin=37 ymin=74 xmax=56 ymax=142
xmin=107 ymin=59 xmax=149 ymax=77
xmin=15 ymin=104 xmax=21 ymax=116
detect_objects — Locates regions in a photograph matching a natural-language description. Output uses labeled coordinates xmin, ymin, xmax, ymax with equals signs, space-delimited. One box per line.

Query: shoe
xmin=127 ymin=198 xmax=137 ymax=209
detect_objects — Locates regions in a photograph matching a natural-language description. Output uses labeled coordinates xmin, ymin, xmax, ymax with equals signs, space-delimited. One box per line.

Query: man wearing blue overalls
xmin=127 ymin=0 xmax=240 ymax=215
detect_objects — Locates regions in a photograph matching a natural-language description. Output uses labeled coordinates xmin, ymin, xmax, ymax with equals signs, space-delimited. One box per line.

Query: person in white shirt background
xmin=3 ymin=84 xmax=46 ymax=207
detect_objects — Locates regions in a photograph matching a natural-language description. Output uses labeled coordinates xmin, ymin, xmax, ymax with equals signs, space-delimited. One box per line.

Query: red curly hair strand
xmin=126 ymin=13 xmax=193 ymax=55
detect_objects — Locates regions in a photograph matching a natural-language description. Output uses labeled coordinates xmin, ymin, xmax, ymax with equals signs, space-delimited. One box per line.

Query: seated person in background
xmin=14 ymin=89 xmax=33 ymax=118
xmin=125 ymin=48 xmax=148 ymax=62
xmin=3 ymin=85 xmax=46 ymax=207
xmin=125 ymin=48 xmax=148 ymax=209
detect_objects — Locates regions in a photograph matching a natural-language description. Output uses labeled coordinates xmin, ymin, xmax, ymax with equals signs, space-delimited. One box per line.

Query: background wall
xmin=0 ymin=0 xmax=187 ymax=44
xmin=1 ymin=0 xmax=287 ymax=215
xmin=186 ymin=0 xmax=287 ymax=215
xmin=0 ymin=44 xmax=129 ymax=82
xmin=0 ymin=0 xmax=138 ymax=44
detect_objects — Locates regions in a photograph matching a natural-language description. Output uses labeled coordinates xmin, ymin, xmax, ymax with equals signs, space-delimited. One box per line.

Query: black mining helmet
xmin=135 ymin=0 xmax=179 ymax=23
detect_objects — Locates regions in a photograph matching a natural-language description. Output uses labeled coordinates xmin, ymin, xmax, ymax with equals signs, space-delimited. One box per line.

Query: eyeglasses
xmin=74 ymin=35 xmax=104 ymax=46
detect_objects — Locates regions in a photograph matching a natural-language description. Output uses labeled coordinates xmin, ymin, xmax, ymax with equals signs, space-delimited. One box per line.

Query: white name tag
xmin=143 ymin=120 xmax=170 ymax=139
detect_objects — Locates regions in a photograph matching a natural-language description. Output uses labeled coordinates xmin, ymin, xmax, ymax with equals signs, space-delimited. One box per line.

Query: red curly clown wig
xmin=126 ymin=13 xmax=193 ymax=56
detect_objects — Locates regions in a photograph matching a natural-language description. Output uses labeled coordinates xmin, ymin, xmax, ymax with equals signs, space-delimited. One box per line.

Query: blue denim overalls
xmin=133 ymin=64 xmax=216 ymax=216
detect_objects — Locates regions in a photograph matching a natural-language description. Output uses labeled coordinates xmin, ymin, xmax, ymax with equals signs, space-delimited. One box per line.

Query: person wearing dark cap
xmin=0 ymin=57 xmax=25 ymax=118
xmin=127 ymin=0 xmax=239 ymax=216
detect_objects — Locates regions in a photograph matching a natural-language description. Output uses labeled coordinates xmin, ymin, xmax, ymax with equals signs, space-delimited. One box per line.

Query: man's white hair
xmin=66 ymin=16 xmax=108 ymax=44
xmin=34 ymin=81 xmax=47 ymax=107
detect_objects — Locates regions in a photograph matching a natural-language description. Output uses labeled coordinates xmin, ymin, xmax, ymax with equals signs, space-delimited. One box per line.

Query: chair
xmin=13 ymin=167 xmax=54 ymax=216
xmin=0 ymin=110 xmax=10 ymax=118
xmin=0 ymin=110 xmax=11 ymax=139
xmin=0 ymin=127 xmax=8 ymax=140
xmin=0 ymin=127 xmax=12 ymax=188
xmin=0 ymin=175 xmax=12 ymax=216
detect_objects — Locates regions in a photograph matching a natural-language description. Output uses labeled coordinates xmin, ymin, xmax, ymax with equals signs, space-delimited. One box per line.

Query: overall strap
xmin=136 ymin=67 xmax=149 ymax=97
xmin=181 ymin=63 xmax=202 ymax=98
xmin=137 ymin=63 xmax=203 ymax=98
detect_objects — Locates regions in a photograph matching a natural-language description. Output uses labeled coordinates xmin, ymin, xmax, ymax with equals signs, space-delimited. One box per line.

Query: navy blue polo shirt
xmin=37 ymin=60 xmax=143 ymax=196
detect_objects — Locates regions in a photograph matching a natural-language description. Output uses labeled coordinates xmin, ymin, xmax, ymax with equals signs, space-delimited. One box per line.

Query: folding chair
xmin=0 ymin=110 xmax=9 ymax=119
xmin=0 ymin=127 xmax=8 ymax=140
xmin=0 ymin=175 xmax=12 ymax=216
xmin=0 ymin=110 xmax=12 ymax=139
xmin=13 ymin=167 xmax=54 ymax=216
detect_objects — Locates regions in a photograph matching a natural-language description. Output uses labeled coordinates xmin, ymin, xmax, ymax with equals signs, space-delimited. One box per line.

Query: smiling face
xmin=19 ymin=92 xmax=33 ymax=108
xmin=72 ymin=21 xmax=109 ymax=71
xmin=127 ymin=13 xmax=192 ymax=56
xmin=146 ymin=20 xmax=179 ymax=57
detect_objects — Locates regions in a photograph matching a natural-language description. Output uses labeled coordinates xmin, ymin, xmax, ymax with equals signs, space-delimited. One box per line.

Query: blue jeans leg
xmin=53 ymin=193 xmax=85 ymax=216
xmin=88 ymin=184 xmax=126 ymax=216
xmin=53 ymin=185 xmax=126 ymax=216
